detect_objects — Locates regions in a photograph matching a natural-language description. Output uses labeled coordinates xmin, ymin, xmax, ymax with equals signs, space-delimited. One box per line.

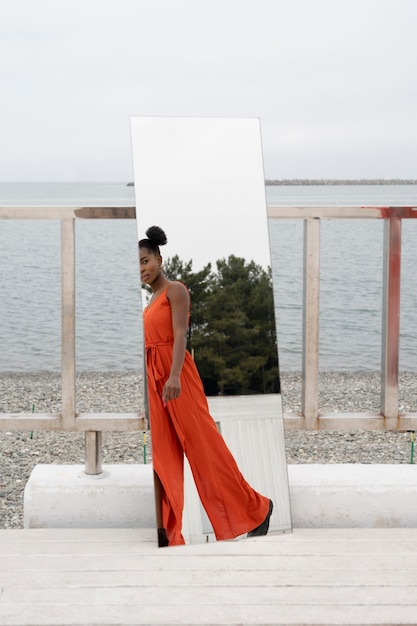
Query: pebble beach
xmin=1 ymin=370 xmax=417 ymax=528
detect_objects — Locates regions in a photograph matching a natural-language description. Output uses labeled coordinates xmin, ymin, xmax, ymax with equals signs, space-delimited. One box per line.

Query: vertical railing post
xmin=85 ymin=431 xmax=103 ymax=475
xmin=61 ymin=219 xmax=76 ymax=430
xmin=381 ymin=216 xmax=401 ymax=425
xmin=62 ymin=218 xmax=103 ymax=472
xmin=302 ymin=218 xmax=320 ymax=429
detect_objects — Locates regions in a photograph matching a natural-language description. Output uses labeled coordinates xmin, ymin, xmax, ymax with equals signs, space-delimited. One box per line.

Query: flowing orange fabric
xmin=144 ymin=284 xmax=270 ymax=546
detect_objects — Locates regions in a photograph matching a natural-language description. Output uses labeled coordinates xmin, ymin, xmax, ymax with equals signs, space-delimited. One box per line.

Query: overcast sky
xmin=2 ymin=0 xmax=417 ymax=181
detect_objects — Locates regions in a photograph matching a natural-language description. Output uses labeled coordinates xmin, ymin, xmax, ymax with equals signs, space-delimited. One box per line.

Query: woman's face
xmin=139 ymin=247 xmax=162 ymax=286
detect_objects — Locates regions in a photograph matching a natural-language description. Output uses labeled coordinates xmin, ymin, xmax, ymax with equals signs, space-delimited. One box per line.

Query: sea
xmin=0 ymin=182 xmax=416 ymax=373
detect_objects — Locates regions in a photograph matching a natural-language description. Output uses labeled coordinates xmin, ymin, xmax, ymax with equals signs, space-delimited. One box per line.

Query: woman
xmin=139 ymin=225 xmax=273 ymax=546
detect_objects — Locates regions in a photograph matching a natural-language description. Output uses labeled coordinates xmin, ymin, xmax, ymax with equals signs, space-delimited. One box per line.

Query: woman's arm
xmin=162 ymin=282 xmax=190 ymax=403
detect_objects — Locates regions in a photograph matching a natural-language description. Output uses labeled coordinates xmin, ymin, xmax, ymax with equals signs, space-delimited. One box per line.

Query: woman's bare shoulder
xmin=167 ymin=280 xmax=190 ymax=302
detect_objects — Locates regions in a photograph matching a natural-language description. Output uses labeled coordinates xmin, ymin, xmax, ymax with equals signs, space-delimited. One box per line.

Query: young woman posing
xmin=139 ymin=225 xmax=273 ymax=546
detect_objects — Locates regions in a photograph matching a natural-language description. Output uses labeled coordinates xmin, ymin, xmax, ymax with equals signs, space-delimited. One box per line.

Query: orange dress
xmin=144 ymin=284 xmax=270 ymax=546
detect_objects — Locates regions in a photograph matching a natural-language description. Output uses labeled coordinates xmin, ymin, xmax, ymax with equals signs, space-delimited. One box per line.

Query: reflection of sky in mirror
xmin=131 ymin=117 xmax=271 ymax=271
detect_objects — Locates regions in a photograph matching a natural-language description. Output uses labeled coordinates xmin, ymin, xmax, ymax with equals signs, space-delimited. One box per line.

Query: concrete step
xmin=1 ymin=527 xmax=417 ymax=625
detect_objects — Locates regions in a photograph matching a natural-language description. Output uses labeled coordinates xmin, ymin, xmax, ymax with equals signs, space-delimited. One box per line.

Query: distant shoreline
xmin=265 ymin=178 xmax=417 ymax=186
xmin=128 ymin=179 xmax=417 ymax=187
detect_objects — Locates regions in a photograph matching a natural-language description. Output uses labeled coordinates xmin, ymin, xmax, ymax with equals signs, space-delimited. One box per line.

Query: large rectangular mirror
xmin=131 ymin=116 xmax=292 ymax=545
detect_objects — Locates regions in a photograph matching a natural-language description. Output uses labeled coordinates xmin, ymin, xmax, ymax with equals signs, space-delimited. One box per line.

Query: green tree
xmin=144 ymin=254 xmax=279 ymax=395
xmin=191 ymin=255 xmax=279 ymax=395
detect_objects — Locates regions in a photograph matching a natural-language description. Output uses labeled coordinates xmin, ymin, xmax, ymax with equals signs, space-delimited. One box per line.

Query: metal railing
xmin=268 ymin=205 xmax=417 ymax=430
xmin=0 ymin=206 xmax=146 ymax=474
xmin=1 ymin=204 xmax=417 ymax=440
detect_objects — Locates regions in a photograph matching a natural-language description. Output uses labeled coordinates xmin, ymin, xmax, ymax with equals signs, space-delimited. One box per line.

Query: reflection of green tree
xmin=162 ymin=254 xmax=280 ymax=396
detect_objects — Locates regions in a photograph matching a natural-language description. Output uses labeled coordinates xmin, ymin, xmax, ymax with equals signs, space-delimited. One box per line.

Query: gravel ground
xmin=1 ymin=370 xmax=417 ymax=528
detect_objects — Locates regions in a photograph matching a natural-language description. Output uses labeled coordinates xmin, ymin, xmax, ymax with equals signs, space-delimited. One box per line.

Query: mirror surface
xmin=131 ymin=116 xmax=292 ymax=544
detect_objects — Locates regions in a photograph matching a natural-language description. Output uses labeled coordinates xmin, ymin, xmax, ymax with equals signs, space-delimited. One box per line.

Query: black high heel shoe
xmin=158 ymin=527 xmax=169 ymax=547
xmin=247 ymin=500 xmax=273 ymax=537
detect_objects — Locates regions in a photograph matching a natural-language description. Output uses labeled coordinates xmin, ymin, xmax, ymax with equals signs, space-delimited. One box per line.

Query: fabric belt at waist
xmin=145 ymin=341 xmax=174 ymax=390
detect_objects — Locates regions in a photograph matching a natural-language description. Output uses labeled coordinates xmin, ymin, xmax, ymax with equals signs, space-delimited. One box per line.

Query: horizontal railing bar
xmin=284 ymin=412 xmax=387 ymax=431
xmin=268 ymin=206 xmax=417 ymax=219
xmin=2 ymin=205 xmax=417 ymax=221
xmin=317 ymin=413 xmax=389 ymax=430
xmin=284 ymin=412 xmax=417 ymax=431
xmin=4 ymin=408 xmax=416 ymax=433
xmin=0 ymin=413 xmax=146 ymax=432
xmin=0 ymin=415 xmax=63 ymax=431
xmin=0 ymin=206 xmax=136 ymax=219
xmin=76 ymin=413 xmax=147 ymax=431
xmin=74 ymin=207 xmax=136 ymax=219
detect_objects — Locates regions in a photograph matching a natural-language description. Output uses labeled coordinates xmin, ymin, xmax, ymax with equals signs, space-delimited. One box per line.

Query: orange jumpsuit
xmin=144 ymin=285 xmax=270 ymax=546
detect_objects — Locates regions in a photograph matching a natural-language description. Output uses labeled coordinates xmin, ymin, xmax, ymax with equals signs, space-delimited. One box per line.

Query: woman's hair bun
xmin=145 ymin=226 xmax=167 ymax=247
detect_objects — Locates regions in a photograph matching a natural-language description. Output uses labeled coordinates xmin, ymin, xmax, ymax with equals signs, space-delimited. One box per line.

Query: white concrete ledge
xmin=288 ymin=464 xmax=417 ymax=528
xmin=24 ymin=464 xmax=156 ymax=529
xmin=24 ymin=463 xmax=417 ymax=531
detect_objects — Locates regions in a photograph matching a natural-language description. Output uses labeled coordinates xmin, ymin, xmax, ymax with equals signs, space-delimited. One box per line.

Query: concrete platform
xmin=24 ymin=464 xmax=156 ymax=529
xmin=288 ymin=464 xmax=417 ymax=528
xmin=25 ymin=463 xmax=417 ymax=533
xmin=1 ymin=527 xmax=417 ymax=625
